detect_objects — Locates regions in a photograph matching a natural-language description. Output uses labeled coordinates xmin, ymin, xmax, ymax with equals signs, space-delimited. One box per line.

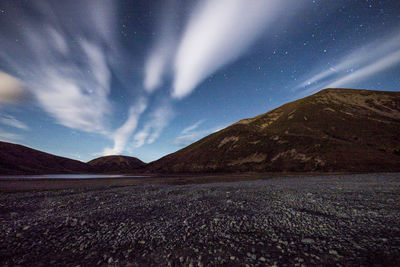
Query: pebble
xmin=1 ymin=174 xmax=399 ymax=266
xmin=301 ymin=238 xmax=315 ymax=244
xmin=329 ymin=250 xmax=340 ymax=257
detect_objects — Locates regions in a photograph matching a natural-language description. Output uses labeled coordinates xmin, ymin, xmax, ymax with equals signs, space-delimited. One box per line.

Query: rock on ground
xmin=1 ymin=173 xmax=400 ymax=266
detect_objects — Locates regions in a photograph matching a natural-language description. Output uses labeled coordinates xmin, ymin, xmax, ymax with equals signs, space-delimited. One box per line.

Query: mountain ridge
xmin=1 ymin=88 xmax=399 ymax=175
xmin=0 ymin=141 xmax=92 ymax=174
xmin=147 ymin=88 xmax=400 ymax=173
xmin=0 ymin=142 xmax=146 ymax=175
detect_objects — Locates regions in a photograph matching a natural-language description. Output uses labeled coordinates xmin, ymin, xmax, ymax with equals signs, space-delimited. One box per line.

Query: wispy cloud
xmin=0 ymin=0 xmax=151 ymax=154
xmin=133 ymin=100 xmax=174 ymax=147
xmin=0 ymin=0 xmax=119 ymax=133
xmin=171 ymin=0 xmax=296 ymax=99
xmin=181 ymin=119 xmax=205 ymax=134
xmin=0 ymin=71 xmax=26 ymax=104
xmin=173 ymin=121 xmax=224 ymax=147
xmin=143 ymin=0 xmax=178 ymax=93
xmin=102 ymin=99 xmax=147 ymax=156
xmin=0 ymin=127 xmax=22 ymax=142
xmin=296 ymin=31 xmax=400 ymax=95
xmin=326 ymin=50 xmax=400 ymax=89
xmin=31 ymin=38 xmax=113 ymax=133
xmin=0 ymin=115 xmax=29 ymax=130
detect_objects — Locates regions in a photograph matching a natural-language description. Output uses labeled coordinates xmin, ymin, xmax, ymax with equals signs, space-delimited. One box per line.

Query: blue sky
xmin=0 ymin=0 xmax=399 ymax=162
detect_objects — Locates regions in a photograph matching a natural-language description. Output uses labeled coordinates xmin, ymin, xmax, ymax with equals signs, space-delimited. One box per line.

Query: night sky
xmin=0 ymin=0 xmax=399 ymax=162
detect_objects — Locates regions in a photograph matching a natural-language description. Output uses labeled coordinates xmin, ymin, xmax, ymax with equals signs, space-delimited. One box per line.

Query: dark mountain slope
xmin=148 ymin=88 xmax=400 ymax=173
xmin=88 ymin=155 xmax=146 ymax=173
xmin=0 ymin=141 xmax=91 ymax=175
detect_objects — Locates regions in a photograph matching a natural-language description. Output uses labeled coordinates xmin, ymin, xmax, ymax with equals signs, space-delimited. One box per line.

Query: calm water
xmin=0 ymin=174 xmax=149 ymax=179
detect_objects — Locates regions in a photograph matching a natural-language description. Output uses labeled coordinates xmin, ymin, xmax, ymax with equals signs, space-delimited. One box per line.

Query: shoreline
xmin=1 ymin=172 xmax=398 ymax=192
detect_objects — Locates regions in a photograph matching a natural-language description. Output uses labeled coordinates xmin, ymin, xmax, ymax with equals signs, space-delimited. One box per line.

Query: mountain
xmin=0 ymin=142 xmax=146 ymax=175
xmin=0 ymin=141 xmax=92 ymax=175
xmin=148 ymin=88 xmax=400 ymax=173
xmin=88 ymin=155 xmax=146 ymax=173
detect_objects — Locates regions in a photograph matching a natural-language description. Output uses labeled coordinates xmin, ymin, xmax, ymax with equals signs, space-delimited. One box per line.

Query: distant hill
xmin=88 ymin=155 xmax=146 ymax=173
xmin=2 ymin=88 xmax=399 ymax=175
xmin=0 ymin=141 xmax=91 ymax=175
xmin=0 ymin=142 xmax=147 ymax=175
xmin=148 ymin=88 xmax=400 ymax=173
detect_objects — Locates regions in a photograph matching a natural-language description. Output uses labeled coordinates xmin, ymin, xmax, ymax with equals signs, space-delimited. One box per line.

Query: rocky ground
xmin=1 ymin=173 xmax=400 ymax=266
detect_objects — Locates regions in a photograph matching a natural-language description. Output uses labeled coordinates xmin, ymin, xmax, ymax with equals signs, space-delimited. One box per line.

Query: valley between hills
xmin=1 ymin=88 xmax=400 ymax=266
xmin=1 ymin=88 xmax=400 ymax=175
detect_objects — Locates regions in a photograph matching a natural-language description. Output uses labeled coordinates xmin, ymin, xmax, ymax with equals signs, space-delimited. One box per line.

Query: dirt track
xmin=1 ymin=173 xmax=400 ymax=266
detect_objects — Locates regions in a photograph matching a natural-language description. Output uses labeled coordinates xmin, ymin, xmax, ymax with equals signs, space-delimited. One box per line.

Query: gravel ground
xmin=1 ymin=173 xmax=400 ymax=266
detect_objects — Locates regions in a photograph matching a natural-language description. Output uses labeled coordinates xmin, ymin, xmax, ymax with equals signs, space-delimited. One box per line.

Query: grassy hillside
xmin=148 ymin=88 xmax=400 ymax=173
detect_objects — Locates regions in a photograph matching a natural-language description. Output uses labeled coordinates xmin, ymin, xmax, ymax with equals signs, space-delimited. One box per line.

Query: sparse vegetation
xmin=148 ymin=89 xmax=400 ymax=173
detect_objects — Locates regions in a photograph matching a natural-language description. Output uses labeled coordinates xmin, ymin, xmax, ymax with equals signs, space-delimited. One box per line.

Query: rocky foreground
xmin=1 ymin=173 xmax=400 ymax=266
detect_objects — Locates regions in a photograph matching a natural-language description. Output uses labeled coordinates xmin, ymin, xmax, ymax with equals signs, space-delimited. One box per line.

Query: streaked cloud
xmin=0 ymin=115 xmax=29 ymax=130
xmin=181 ymin=119 xmax=205 ymax=135
xmin=102 ymin=99 xmax=147 ymax=156
xmin=0 ymin=127 xmax=22 ymax=142
xmin=296 ymin=31 xmax=400 ymax=95
xmin=143 ymin=1 xmax=178 ymax=93
xmin=172 ymin=0 xmax=293 ymax=99
xmin=31 ymin=39 xmax=113 ymax=133
xmin=326 ymin=50 xmax=400 ymax=89
xmin=0 ymin=0 xmax=118 ymax=133
xmin=173 ymin=121 xmax=223 ymax=147
xmin=0 ymin=0 xmax=149 ymax=155
xmin=133 ymin=100 xmax=174 ymax=147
